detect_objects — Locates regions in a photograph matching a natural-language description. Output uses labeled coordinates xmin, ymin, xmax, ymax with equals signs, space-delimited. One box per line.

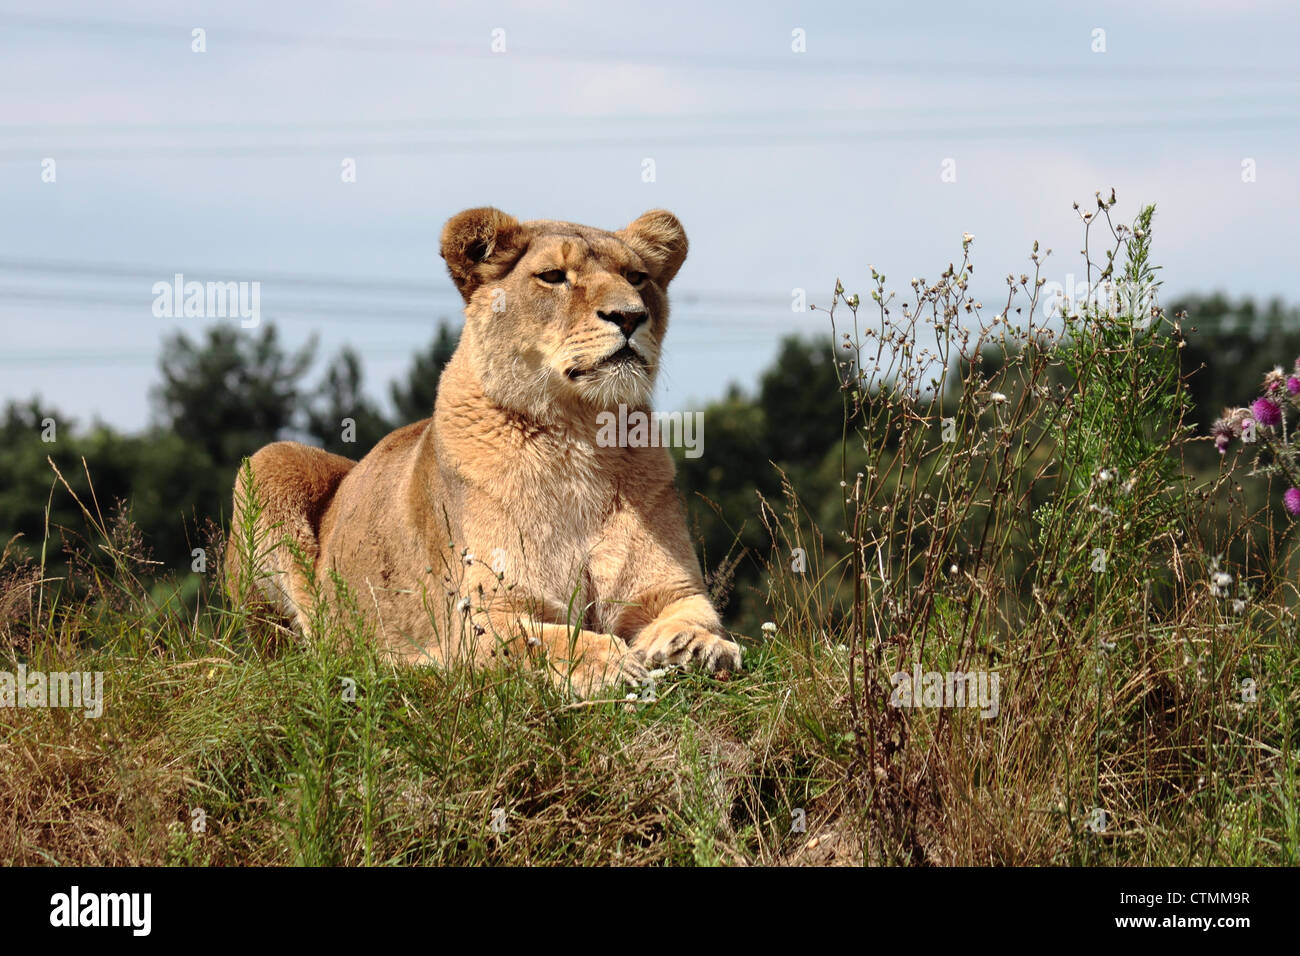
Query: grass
xmin=2 ymin=192 xmax=1297 ymax=866
xmin=0 ymin=571 xmax=854 ymax=865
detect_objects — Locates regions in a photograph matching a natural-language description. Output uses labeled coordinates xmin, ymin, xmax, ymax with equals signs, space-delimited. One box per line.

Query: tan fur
xmin=226 ymin=208 xmax=742 ymax=697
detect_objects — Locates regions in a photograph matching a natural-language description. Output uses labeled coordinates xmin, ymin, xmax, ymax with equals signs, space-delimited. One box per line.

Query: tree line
xmin=0 ymin=293 xmax=1294 ymax=625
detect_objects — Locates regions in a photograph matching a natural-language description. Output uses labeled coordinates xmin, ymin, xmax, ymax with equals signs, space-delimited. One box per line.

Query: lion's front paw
xmin=634 ymin=627 xmax=743 ymax=676
xmin=553 ymin=632 xmax=649 ymax=699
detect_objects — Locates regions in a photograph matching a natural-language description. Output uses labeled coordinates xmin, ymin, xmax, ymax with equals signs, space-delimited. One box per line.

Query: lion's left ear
xmin=617 ymin=210 xmax=688 ymax=286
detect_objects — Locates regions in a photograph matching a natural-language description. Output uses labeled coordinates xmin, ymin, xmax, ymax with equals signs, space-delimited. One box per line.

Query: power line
xmin=6 ymin=12 xmax=1297 ymax=81
xmin=0 ymin=258 xmax=792 ymax=308
xmin=4 ymin=111 xmax=1298 ymax=162
xmin=0 ymin=286 xmax=443 ymax=322
xmin=0 ymin=332 xmax=805 ymax=370
xmin=0 ymin=290 xmax=806 ymax=332
xmin=7 ymin=93 xmax=1299 ymax=137
xmin=0 ymin=256 xmax=450 ymax=297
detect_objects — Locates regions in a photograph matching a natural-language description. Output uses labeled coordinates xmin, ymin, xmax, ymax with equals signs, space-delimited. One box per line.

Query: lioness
xmin=226 ymin=207 xmax=743 ymax=696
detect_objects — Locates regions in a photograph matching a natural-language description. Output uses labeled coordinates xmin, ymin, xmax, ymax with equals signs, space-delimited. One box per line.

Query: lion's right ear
xmin=440 ymin=207 xmax=524 ymax=302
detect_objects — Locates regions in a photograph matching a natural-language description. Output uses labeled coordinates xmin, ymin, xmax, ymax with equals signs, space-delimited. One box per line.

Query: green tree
xmin=1175 ymin=293 xmax=1300 ymax=435
xmin=674 ymin=335 xmax=845 ymax=622
xmin=756 ymin=336 xmax=845 ymax=465
xmin=152 ymin=324 xmax=316 ymax=469
xmin=306 ymin=347 xmax=393 ymax=456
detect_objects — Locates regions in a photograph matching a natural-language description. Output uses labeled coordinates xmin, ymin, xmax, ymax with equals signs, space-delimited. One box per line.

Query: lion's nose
xmin=597 ymin=309 xmax=648 ymax=338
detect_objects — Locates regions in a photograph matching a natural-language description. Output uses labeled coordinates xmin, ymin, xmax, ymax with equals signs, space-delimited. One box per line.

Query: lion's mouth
xmin=566 ymin=346 xmax=646 ymax=380
xmin=605 ymin=345 xmax=643 ymax=366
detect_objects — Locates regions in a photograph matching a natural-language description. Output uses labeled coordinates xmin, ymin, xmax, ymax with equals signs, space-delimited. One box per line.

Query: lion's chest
xmin=458 ymin=432 xmax=628 ymax=603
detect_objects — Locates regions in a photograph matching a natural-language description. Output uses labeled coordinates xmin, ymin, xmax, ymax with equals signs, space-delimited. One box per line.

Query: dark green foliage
xmin=153 ymin=325 xmax=317 ymax=470
xmin=1 ymin=321 xmax=462 ymax=576
xmin=306 ymin=347 xmax=392 ymax=457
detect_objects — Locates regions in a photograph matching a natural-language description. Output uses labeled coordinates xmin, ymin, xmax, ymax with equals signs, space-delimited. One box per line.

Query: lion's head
xmin=439 ymin=207 xmax=688 ymax=418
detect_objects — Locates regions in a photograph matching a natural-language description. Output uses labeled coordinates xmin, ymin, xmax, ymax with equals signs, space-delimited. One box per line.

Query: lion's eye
xmin=625 ymin=271 xmax=647 ymax=286
xmin=537 ymin=269 xmax=567 ymax=284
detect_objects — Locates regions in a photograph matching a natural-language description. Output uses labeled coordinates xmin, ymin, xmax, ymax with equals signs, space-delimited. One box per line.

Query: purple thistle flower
xmin=1252 ymin=397 xmax=1283 ymax=427
xmin=1211 ymin=407 xmax=1256 ymax=452
xmin=1288 ymin=377 xmax=1300 ymax=395
xmin=1285 ymin=488 xmax=1300 ymax=517
xmin=1212 ymin=419 xmax=1234 ymax=454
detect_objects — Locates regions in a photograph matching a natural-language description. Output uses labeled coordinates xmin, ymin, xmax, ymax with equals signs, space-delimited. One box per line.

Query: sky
xmin=2 ymin=0 xmax=1299 ymax=432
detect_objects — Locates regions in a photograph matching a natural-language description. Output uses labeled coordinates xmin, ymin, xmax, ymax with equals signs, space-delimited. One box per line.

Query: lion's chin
xmin=566 ymin=361 xmax=654 ymax=411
